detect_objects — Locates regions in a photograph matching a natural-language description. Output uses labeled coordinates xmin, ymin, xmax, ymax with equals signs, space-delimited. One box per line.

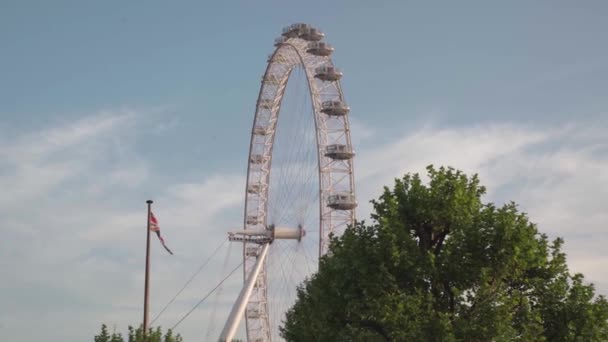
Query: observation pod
xmin=281 ymin=26 xmax=297 ymax=38
xmin=250 ymin=154 xmax=269 ymax=164
xmin=246 ymin=215 xmax=261 ymax=225
xmin=321 ymin=100 xmax=350 ymax=116
xmin=274 ymin=37 xmax=287 ymax=47
xmin=325 ymin=144 xmax=355 ymax=160
xmin=291 ymin=23 xmax=310 ymax=31
xmin=327 ymin=193 xmax=357 ymax=210
xmin=299 ymin=27 xmax=324 ymax=41
xmin=259 ymin=98 xmax=274 ymax=110
xmin=307 ymin=42 xmax=334 ymax=56
xmin=263 ymin=74 xmax=283 ymax=85
xmin=315 ymin=65 xmax=343 ymax=82
xmin=282 ymin=23 xmax=308 ymax=38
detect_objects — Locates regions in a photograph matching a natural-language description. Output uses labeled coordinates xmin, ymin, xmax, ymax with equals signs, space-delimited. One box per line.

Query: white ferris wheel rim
xmin=241 ymin=23 xmax=356 ymax=341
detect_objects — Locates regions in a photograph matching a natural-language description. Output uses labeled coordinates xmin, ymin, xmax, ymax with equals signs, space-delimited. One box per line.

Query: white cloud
xmin=348 ymin=116 xmax=375 ymax=147
xmin=0 ymin=111 xmax=139 ymax=209
xmin=0 ymin=110 xmax=246 ymax=341
xmin=2 ymin=108 xmax=607 ymax=341
xmin=0 ymin=111 xmax=134 ymax=162
xmin=355 ymin=117 xmax=608 ymax=295
xmin=354 ymin=123 xmax=551 ymax=215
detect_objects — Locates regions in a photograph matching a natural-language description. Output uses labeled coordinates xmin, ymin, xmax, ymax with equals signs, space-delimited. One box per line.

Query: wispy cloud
xmin=0 ymin=111 xmax=134 ymax=161
xmin=0 ymin=110 xmax=138 ymax=208
xmin=2 ymin=108 xmax=607 ymax=341
xmin=0 ymin=109 xmax=245 ymax=340
xmin=355 ymin=116 xmax=608 ymax=291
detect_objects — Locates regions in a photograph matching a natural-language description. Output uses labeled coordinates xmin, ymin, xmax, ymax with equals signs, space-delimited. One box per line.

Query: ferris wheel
xmin=220 ymin=23 xmax=357 ymax=342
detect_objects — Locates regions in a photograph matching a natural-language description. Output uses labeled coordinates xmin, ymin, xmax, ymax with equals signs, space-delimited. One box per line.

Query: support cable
xmin=205 ymin=241 xmax=235 ymax=338
xmin=150 ymin=238 xmax=228 ymax=325
xmin=172 ymin=260 xmax=244 ymax=330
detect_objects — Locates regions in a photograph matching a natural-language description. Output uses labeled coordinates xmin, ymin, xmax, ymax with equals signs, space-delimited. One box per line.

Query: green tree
xmin=94 ymin=324 xmax=182 ymax=342
xmin=94 ymin=324 xmax=112 ymax=342
xmin=281 ymin=166 xmax=608 ymax=341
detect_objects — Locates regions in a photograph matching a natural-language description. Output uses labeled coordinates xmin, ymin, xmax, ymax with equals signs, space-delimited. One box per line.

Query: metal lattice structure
xmin=222 ymin=23 xmax=357 ymax=342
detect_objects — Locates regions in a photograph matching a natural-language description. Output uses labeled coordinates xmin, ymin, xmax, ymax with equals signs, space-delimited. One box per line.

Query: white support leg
xmin=219 ymin=243 xmax=270 ymax=342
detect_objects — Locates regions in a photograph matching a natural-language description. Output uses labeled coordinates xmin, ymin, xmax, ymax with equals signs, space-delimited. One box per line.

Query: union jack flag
xmin=149 ymin=212 xmax=173 ymax=255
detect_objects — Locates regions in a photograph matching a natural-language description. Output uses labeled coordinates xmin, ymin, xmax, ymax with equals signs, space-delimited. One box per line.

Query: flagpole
xmin=143 ymin=199 xmax=153 ymax=338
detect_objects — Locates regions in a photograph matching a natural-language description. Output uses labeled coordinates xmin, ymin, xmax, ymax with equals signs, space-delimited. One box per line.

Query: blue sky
xmin=1 ymin=1 xmax=607 ymax=341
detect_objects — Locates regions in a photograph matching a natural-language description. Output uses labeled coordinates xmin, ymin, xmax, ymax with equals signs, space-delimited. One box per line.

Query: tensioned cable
xmin=150 ymin=238 xmax=228 ymax=325
xmin=265 ymin=66 xmax=321 ymax=339
xmin=269 ymin=67 xmax=318 ymax=227
xmin=204 ymin=241 xmax=235 ymax=338
xmin=171 ymin=260 xmax=244 ymax=330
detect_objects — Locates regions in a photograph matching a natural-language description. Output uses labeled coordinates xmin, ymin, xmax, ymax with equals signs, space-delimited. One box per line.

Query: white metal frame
xmin=236 ymin=24 xmax=356 ymax=342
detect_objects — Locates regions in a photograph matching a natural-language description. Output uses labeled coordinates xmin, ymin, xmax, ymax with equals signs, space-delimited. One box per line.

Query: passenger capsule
xmin=315 ymin=65 xmax=343 ymax=81
xmin=306 ymin=42 xmax=334 ymax=56
xmin=299 ymin=27 xmax=324 ymax=41
xmin=324 ymin=144 xmax=355 ymax=160
xmin=321 ymin=100 xmax=350 ymax=116
xmin=281 ymin=26 xmax=298 ymax=38
xmin=291 ymin=23 xmax=310 ymax=31
xmin=327 ymin=193 xmax=357 ymax=210
xmin=282 ymin=23 xmax=308 ymax=38
xmin=274 ymin=36 xmax=287 ymax=47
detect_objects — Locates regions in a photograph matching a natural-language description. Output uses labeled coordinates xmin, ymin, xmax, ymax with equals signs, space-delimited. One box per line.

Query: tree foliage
xmin=281 ymin=166 xmax=608 ymax=341
xmin=94 ymin=324 xmax=182 ymax=342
